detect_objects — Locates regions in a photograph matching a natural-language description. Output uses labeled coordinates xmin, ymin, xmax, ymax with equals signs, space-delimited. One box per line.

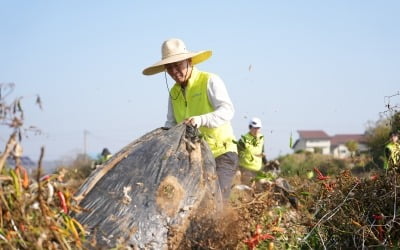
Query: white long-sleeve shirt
xmin=164 ymin=70 xmax=234 ymax=128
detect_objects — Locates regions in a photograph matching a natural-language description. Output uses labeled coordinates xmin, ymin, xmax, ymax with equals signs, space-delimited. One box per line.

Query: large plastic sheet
xmin=72 ymin=124 xmax=221 ymax=249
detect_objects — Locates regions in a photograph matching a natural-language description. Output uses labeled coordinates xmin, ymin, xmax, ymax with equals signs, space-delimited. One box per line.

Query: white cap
xmin=249 ymin=117 xmax=262 ymax=128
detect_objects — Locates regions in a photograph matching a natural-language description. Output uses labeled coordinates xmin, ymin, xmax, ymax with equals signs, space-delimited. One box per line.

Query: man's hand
xmin=184 ymin=116 xmax=201 ymax=128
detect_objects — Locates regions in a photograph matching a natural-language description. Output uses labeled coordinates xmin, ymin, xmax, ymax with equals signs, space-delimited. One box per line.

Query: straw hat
xmin=142 ymin=38 xmax=212 ymax=75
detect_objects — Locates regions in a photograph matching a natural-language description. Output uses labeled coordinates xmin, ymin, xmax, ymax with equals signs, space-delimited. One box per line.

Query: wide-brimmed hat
xmin=142 ymin=38 xmax=212 ymax=75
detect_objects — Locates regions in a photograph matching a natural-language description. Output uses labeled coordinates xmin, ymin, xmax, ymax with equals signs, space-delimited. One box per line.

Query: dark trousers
xmin=215 ymin=151 xmax=238 ymax=200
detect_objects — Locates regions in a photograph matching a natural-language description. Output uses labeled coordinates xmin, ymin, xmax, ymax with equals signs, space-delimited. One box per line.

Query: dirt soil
xmin=176 ymin=180 xmax=310 ymax=249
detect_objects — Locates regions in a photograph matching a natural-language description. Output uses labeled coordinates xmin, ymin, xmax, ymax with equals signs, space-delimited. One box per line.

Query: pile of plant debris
xmin=2 ymin=156 xmax=400 ymax=249
xmin=0 ymin=156 xmax=85 ymax=249
xmin=175 ymin=167 xmax=400 ymax=249
xmin=177 ymin=177 xmax=313 ymax=249
xmin=1 ymin=157 xmax=312 ymax=249
xmin=302 ymin=169 xmax=400 ymax=249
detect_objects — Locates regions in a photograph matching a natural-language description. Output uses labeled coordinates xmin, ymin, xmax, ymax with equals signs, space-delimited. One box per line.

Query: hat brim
xmin=142 ymin=50 xmax=212 ymax=75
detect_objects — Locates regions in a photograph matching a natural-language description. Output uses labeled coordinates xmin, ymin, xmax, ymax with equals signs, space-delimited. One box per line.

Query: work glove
xmin=185 ymin=116 xmax=202 ymax=128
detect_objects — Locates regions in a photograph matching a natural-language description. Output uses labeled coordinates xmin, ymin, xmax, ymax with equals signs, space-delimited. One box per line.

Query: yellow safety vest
xmin=170 ymin=68 xmax=237 ymax=157
xmin=96 ymin=154 xmax=112 ymax=165
xmin=385 ymin=142 xmax=400 ymax=169
xmin=238 ymin=133 xmax=264 ymax=171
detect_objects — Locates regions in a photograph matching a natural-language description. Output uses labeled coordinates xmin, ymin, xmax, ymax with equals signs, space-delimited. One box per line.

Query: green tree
xmin=390 ymin=111 xmax=400 ymax=133
xmin=314 ymin=147 xmax=323 ymax=154
xmin=345 ymin=140 xmax=358 ymax=157
xmin=365 ymin=118 xmax=391 ymax=168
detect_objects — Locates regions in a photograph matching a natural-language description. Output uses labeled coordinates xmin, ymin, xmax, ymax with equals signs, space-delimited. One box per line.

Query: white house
xmin=292 ymin=130 xmax=367 ymax=158
xmin=330 ymin=134 xmax=368 ymax=159
xmin=292 ymin=130 xmax=331 ymax=155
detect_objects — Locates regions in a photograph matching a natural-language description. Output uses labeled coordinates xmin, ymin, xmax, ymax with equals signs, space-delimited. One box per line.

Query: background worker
xmin=384 ymin=131 xmax=400 ymax=170
xmin=142 ymin=38 xmax=238 ymax=201
xmin=237 ymin=117 xmax=267 ymax=187
xmin=95 ymin=148 xmax=112 ymax=166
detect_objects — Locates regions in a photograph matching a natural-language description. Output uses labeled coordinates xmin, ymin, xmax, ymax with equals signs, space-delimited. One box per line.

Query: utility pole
xmin=83 ymin=129 xmax=89 ymax=156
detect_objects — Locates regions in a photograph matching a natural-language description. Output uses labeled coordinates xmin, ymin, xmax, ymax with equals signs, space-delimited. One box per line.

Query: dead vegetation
xmin=174 ymin=168 xmax=400 ymax=249
xmin=1 ymin=84 xmax=399 ymax=249
xmin=3 ymin=158 xmax=400 ymax=249
xmin=0 ymin=150 xmax=86 ymax=249
xmin=303 ymin=169 xmax=400 ymax=249
xmin=0 ymin=83 xmax=85 ymax=249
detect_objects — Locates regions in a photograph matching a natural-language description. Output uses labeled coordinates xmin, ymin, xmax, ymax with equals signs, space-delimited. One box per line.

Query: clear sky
xmin=1 ymin=1 xmax=399 ymax=162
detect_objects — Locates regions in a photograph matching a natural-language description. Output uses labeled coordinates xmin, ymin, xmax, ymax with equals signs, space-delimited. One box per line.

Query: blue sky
xmin=1 ymin=1 xmax=399 ymax=162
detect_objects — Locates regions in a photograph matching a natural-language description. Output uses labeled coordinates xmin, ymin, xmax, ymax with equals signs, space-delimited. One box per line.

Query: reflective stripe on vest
xmin=238 ymin=133 xmax=264 ymax=171
xmin=170 ymin=68 xmax=237 ymax=157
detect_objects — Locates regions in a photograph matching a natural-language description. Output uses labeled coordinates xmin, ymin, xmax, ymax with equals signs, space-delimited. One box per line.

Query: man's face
xmin=250 ymin=126 xmax=261 ymax=136
xmin=165 ymin=59 xmax=192 ymax=84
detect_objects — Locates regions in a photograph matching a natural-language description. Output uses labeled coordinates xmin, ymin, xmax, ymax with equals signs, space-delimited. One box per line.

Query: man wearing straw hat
xmin=143 ymin=38 xmax=238 ymax=201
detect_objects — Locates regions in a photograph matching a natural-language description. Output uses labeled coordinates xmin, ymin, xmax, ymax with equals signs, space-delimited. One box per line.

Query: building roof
xmin=330 ymin=134 xmax=366 ymax=146
xmin=297 ymin=130 xmax=330 ymax=140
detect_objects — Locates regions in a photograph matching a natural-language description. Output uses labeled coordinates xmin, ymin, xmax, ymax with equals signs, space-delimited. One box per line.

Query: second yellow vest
xmin=385 ymin=142 xmax=400 ymax=169
xmin=238 ymin=133 xmax=264 ymax=171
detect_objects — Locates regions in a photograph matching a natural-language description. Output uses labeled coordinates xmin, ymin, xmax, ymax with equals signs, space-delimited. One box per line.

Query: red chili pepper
xmin=57 ymin=191 xmax=68 ymax=214
xmin=259 ymin=233 xmax=275 ymax=240
xmin=372 ymin=214 xmax=384 ymax=220
xmin=19 ymin=223 xmax=26 ymax=232
xmin=314 ymin=168 xmax=329 ymax=181
xmin=16 ymin=166 xmax=29 ymax=189
xmin=370 ymin=174 xmax=379 ymax=181
xmin=322 ymin=182 xmax=334 ymax=192
xmin=243 ymin=237 xmax=258 ymax=250
xmin=40 ymin=174 xmax=51 ymax=182
xmin=243 ymin=225 xmax=275 ymax=250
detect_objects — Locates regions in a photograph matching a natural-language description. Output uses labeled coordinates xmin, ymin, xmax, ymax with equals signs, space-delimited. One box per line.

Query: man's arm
xmin=237 ymin=136 xmax=246 ymax=152
xmin=197 ymin=74 xmax=234 ymax=128
xmin=385 ymin=147 xmax=391 ymax=159
xmin=262 ymin=145 xmax=268 ymax=165
xmin=164 ymin=96 xmax=177 ymax=128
